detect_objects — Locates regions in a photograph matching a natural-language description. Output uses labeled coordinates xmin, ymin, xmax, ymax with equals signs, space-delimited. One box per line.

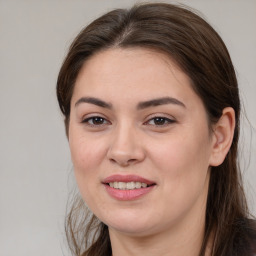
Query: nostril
xmin=109 ymin=157 xmax=136 ymax=166
xmin=110 ymin=158 xmax=116 ymax=163
xmin=107 ymin=145 xmax=145 ymax=166
xmin=128 ymin=159 xmax=137 ymax=163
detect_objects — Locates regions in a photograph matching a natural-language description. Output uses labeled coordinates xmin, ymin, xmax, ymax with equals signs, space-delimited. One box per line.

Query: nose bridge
xmin=107 ymin=120 xmax=144 ymax=166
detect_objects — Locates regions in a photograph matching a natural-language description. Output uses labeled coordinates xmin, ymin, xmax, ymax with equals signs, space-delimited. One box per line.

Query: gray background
xmin=0 ymin=0 xmax=255 ymax=255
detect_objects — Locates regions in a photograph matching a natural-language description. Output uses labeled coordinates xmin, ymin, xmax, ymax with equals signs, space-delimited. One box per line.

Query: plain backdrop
xmin=0 ymin=0 xmax=255 ymax=255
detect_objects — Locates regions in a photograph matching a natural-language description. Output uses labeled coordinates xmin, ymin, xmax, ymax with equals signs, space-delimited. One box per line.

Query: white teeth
xmin=135 ymin=182 xmax=141 ymax=188
xmin=119 ymin=182 xmax=126 ymax=190
xmin=126 ymin=181 xmax=135 ymax=189
xmin=108 ymin=181 xmax=148 ymax=190
xmin=141 ymin=183 xmax=147 ymax=188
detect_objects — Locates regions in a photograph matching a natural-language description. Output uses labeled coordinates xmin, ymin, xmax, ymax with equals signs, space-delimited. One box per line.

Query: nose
xmin=107 ymin=123 xmax=145 ymax=167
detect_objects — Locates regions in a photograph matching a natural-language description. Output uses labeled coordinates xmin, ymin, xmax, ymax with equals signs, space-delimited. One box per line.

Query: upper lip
xmin=102 ymin=174 xmax=156 ymax=185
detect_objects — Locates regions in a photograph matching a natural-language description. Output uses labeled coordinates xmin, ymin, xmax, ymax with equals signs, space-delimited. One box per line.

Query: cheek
xmin=69 ymin=134 xmax=108 ymax=208
xmin=69 ymin=130 xmax=107 ymax=180
xmin=152 ymin=132 xmax=210 ymax=169
xmin=150 ymin=129 xmax=211 ymax=198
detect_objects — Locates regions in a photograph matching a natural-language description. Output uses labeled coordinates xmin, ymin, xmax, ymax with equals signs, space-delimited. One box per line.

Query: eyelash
xmin=82 ymin=116 xmax=110 ymax=126
xmin=81 ymin=115 xmax=175 ymax=128
xmin=144 ymin=116 xmax=175 ymax=126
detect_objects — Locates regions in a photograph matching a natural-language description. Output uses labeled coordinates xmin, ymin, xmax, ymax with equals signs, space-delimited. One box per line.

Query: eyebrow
xmin=137 ymin=97 xmax=186 ymax=109
xmin=75 ymin=97 xmax=112 ymax=109
xmin=74 ymin=96 xmax=185 ymax=110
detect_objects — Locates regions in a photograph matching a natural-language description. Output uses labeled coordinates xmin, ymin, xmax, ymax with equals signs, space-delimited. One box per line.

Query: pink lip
xmin=103 ymin=174 xmax=155 ymax=185
xmin=102 ymin=174 xmax=156 ymax=201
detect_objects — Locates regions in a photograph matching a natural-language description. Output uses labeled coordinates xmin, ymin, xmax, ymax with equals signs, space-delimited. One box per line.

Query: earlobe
xmin=209 ymin=107 xmax=235 ymax=167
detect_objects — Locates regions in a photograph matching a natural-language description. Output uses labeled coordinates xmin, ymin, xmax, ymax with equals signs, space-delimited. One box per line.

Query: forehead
xmin=72 ymin=47 xmax=200 ymax=107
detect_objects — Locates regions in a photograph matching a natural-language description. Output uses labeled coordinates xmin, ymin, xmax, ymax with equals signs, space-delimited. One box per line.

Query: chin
xmin=98 ymin=209 xmax=162 ymax=237
xmin=108 ymin=222 xmax=155 ymax=237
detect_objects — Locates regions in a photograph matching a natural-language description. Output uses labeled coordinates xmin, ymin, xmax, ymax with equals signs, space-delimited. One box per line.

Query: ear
xmin=209 ymin=107 xmax=236 ymax=167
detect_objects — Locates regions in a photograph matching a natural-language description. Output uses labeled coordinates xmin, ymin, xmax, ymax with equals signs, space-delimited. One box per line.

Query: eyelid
xmin=81 ymin=114 xmax=111 ymax=127
xmin=81 ymin=112 xmax=108 ymax=121
xmin=143 ymin=114 xmax=176 ymax=126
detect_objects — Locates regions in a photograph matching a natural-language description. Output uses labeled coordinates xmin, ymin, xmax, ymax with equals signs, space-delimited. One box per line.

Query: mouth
xmin=103 ymin=174 xmax=156 ymax=189
xmin=102 ymin=174 xmax=156 ymax=200
xmin=107 ymin=181 xmax=153 ymax=190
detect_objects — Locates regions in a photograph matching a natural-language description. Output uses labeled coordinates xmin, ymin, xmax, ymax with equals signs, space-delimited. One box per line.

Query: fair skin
xmin=68 ymin=48 xmax=235 ymax=256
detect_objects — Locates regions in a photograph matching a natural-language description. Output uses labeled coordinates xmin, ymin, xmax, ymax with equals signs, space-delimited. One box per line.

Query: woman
xmin=56 ymin=3 xmax=256 ymax=256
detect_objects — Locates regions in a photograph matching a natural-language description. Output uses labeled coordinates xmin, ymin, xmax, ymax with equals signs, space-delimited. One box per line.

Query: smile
xmin=103 ymin=174 xmax=156 ymax=200
xmin=109 ymin=181 xmax=148 ymax=190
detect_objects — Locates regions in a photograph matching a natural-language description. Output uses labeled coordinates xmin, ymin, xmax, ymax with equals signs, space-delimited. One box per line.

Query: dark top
xmin=233 ymin=218 xmax=256 ymax=256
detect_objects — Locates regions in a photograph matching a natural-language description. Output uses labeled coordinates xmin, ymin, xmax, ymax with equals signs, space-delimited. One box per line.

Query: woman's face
xmin=69 ymin=48 xmax=216 ymax=237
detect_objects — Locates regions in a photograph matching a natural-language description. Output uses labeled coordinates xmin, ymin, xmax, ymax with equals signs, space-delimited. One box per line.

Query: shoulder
xmin=247 ymin=219 xmax=256 ymax=255
xmin=233 ymin=218 xmax=256 ymax=256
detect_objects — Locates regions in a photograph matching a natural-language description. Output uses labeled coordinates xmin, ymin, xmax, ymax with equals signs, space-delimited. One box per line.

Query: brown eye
xmin=146 ymin=117 xmax=175 ymax=126
xmin=82 ymin=116 xmax=109 ymax=126
xmin=153 ymin=117 xmax=166 ymax=125
xmin=91 ymin=117 xmax=105 ymax=125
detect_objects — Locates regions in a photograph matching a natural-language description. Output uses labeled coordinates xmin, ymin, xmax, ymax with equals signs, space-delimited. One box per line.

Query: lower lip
xmin=104 ymin=184 xmax=155 ymax=201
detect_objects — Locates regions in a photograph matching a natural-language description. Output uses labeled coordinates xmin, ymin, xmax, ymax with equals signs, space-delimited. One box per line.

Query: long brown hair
xmin=57 ymin=3 xmax=254 ymax=256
